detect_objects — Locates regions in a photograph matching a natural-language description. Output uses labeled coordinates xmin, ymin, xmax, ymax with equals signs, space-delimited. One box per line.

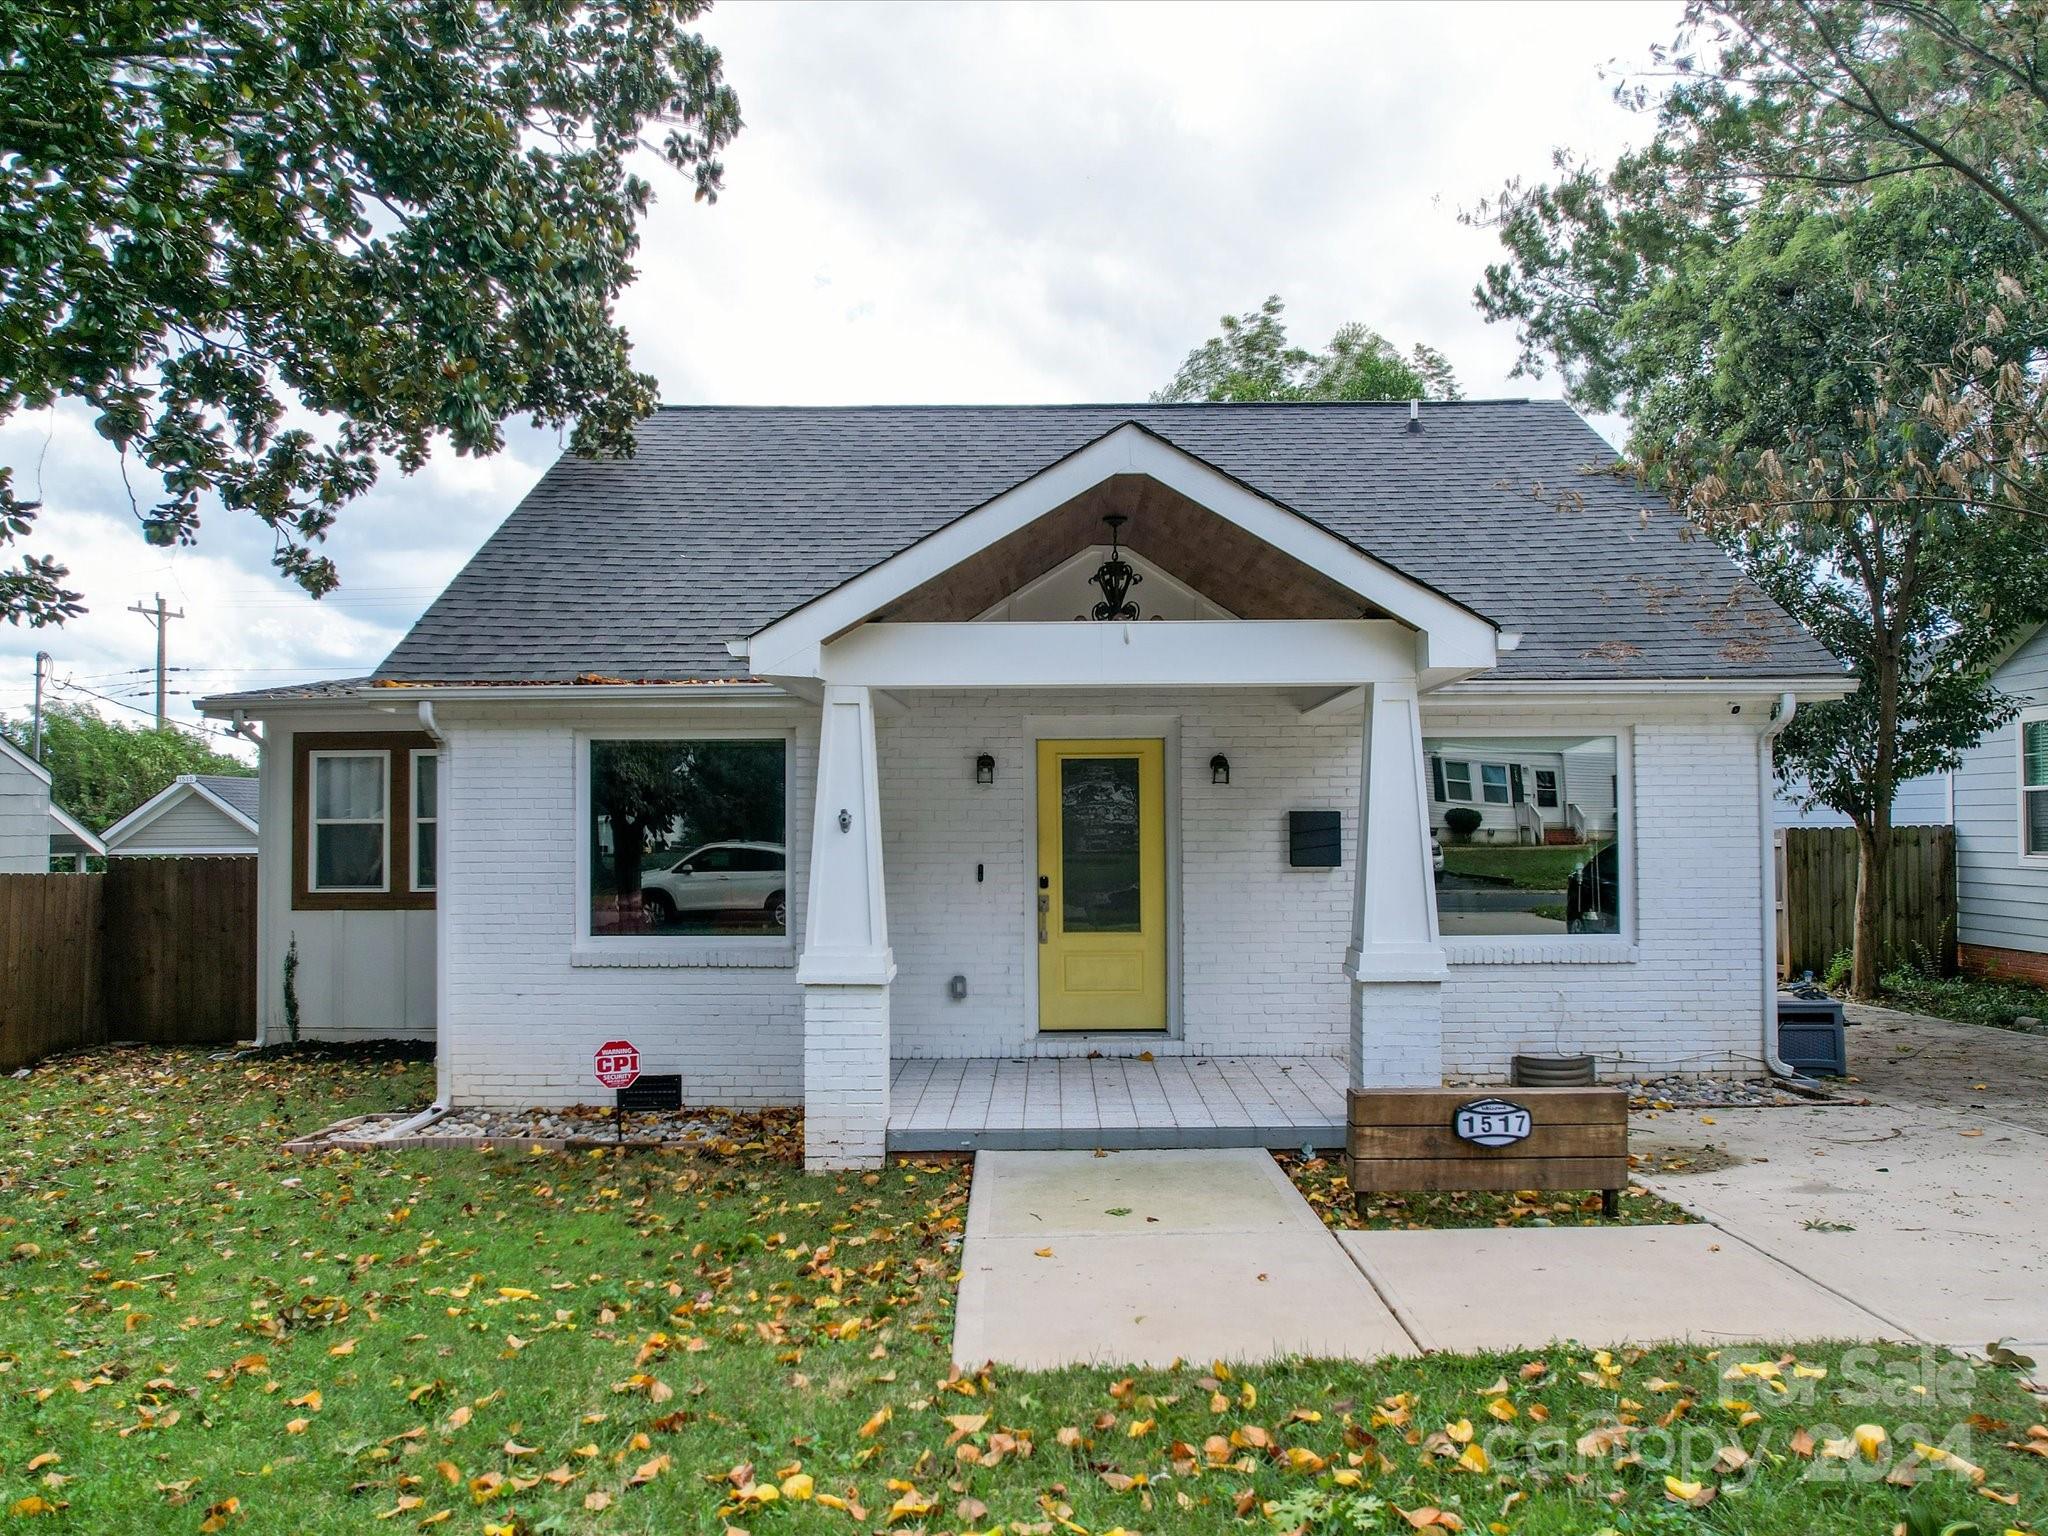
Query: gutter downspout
xmin=232 ymin=711 xmax=268 ymax=1045
xmin=1760 ymin=691 xmax=1797 ymax=1077
xmin=417 ymin=700 xmax=453 ymax=1124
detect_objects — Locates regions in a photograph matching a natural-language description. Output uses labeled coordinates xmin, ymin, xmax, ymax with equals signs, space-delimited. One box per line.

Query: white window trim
xmin=410 ymin=750 xmax=439 ymax=893
xmin=1533 ymin=768 xmax=1560 ymax=809
xmin=2020 ymin=705 xmax=2048 ymax=865
xmin=1478 ymin=762 xmax=1512 ymax=805
xmin=1441 ymin=759 xmax=1474 ymax=803
xmin=308 ymin=749 xmax=391 ymax=894
xmin=571 ymin=727 xmax=796 ymax=967
xmin=1424 ymin=726 xmax=1636 ymax=965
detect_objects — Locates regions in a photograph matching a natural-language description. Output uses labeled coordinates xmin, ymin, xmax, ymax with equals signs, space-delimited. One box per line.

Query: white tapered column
xmin=799 ymin=685 xmax=894 ymax=1169
xmin=1345 ymin=681 xmax=1447 ymax=1089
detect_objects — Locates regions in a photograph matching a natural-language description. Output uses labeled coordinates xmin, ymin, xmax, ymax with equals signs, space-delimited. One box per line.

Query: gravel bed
xmin=1625 ymin=1074 xmax=1837 ymax=1108
xmin=287 ymin=1103 xmax=799 ymax=1153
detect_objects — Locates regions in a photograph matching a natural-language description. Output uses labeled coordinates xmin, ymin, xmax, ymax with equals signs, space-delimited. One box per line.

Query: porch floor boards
xmin=886 ymin=1055 xmax=1348 ymax=1152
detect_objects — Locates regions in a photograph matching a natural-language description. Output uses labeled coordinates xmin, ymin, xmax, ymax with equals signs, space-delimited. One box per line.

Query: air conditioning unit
xmin=1776 ymin=996 xmax=1847 ymax=1077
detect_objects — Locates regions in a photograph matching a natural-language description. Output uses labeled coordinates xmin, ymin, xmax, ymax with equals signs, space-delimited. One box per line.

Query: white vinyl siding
xmin=0 ymin=745 xmax=51 ymax=873
xmin=105 ymin=790 xmax=256 ymax=856
xmin=1955 ymin=625 xmax=2048 ymax=955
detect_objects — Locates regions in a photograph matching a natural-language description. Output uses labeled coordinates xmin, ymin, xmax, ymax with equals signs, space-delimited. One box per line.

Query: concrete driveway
xmin=1634 ymin=1004 xmax=2048 ymax=1361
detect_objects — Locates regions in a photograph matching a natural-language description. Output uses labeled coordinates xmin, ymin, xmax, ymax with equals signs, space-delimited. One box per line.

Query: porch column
xmin=798 ymin=684 xmax=895 ymax=1170
xmin=1345 ymin=680 xmax=1447 ymax=1088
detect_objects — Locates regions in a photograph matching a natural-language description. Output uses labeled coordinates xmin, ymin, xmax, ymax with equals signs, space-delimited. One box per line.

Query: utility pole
xmin=127 ymin=594 xmax=184 ymax=729
xmin=31 ymin=650 xmax=50 ymax=761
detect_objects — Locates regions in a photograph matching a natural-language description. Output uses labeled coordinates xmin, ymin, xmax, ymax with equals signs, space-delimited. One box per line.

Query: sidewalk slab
xmin=954 ymin=1149 xmax=1414 ymax=1369
xmin=1338 ymin=1225 xmax=1899 ymax=1353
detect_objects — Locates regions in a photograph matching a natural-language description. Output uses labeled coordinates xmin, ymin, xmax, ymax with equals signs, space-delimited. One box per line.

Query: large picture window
xmin=589 ymin=738 xmax=787 ymax=938
xmin=1425 ymin=734 xmax=1622 ymax=937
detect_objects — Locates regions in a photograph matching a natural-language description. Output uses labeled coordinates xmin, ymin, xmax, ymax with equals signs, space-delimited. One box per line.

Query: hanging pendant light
xmin=1088 ymin=514 xmax=1142 ymax=621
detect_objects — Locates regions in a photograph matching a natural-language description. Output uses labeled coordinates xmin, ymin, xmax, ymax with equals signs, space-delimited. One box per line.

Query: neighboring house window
xmin=588 ymin=738 xmax=788 ymax=939
xmin=291 ymin=731 xmax=437 ymax=911
xmin=310 ymin=752 xmax=388 ymax=892
xmin=2024 ymin=711 xmax=2048 ymax=859
xmin=1424 ymin=734 xmax=1624 ymax=940
xmin=411 ymin=752 xmax=439 ymax=892
xmin=1441 ymin=761 xmax=1473 ymax=802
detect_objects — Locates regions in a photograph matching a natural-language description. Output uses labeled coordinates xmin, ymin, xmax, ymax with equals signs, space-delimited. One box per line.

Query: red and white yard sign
xmin=592 ymin=1039 xmax=641 ymax=1092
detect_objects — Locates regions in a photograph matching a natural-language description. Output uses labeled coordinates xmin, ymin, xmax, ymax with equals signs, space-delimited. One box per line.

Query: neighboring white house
xmin=0 ymin=735 xmax=55 ymax=873
xmin=200 ymin=402 xmax=1854 ymax=1168
xmin=1955 ymin=621 xmax=2048 ymax=985
xmin=101 ymin=773 xmax=260 ymax=858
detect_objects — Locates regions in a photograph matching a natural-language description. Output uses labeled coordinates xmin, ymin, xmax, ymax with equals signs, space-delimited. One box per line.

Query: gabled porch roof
xmin=744 ymin=422 xmax=1503 ymax=689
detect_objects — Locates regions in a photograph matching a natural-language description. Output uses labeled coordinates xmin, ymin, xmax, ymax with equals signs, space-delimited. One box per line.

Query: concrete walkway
xmin=951 ymin=1009 xmax=2048 ymax=1366
xmin=952 ymin=1148 xmax=1414 ymax=1368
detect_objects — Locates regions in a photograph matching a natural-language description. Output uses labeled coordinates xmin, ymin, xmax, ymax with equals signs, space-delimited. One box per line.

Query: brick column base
xmin=1349 ymin=978 xmax=1444 ymax=1089
xmin=802 ymin=983 xmax=890 ymax=1170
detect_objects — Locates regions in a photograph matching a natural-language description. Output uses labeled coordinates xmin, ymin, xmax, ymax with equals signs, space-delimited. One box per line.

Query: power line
xmin=51 ymin=677 xmax=239 ymax=743
xmin=127 ymin=594 xmax=185 ymax=729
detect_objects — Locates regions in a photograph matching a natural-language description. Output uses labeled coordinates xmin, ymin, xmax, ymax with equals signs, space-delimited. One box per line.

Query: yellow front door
xmin=1036 ymin=738 xmax=1167 ymax=1032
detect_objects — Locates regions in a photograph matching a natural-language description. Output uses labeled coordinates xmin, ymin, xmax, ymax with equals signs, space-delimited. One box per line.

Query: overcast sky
xmin=0 ymin=0 xmax=1676 ymax=749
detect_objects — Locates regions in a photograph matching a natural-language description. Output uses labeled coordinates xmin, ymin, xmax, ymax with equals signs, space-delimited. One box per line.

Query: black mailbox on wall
xmin=1288 ymin=810 xmax=1342 ymax=869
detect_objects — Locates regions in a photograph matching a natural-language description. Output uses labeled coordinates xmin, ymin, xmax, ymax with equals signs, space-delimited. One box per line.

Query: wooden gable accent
xmin=876 ymin=474 xmax=1386 ymax=624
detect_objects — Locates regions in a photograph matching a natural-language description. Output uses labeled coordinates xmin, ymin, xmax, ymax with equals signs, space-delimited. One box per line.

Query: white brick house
xmin=202 ymin=403 xmax=1849 ymax=1168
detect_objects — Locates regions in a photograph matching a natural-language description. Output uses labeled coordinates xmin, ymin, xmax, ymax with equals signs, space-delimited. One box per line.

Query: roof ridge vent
xmin=1406 ymin=399 xmax=1422 ymax=433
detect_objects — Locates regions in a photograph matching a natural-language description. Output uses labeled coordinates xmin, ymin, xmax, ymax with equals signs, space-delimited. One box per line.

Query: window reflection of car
xmin=1431 ymin=832 xmax=1445 ymax=879
xmin=641 ymin=841 xmax=787 ymax=928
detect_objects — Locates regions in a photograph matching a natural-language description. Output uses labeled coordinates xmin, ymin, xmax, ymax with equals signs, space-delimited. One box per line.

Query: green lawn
xmin=1439 ymin=842 xmax=1608 ymax=890
xmin=3 ymin=1049 xmax=2045 ymax=1535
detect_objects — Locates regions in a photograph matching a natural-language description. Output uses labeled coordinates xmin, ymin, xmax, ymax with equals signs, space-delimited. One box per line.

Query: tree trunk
xmin=1849 ymin=813 xmax=1890 ymax=1000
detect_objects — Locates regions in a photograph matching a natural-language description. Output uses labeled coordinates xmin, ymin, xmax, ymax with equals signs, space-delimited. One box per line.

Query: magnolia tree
xmin=0 ymin=0 xmax=741 ymax=624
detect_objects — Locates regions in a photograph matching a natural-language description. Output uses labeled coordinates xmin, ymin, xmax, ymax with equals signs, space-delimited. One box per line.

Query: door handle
xmin=1037 ymin=891 xmax=1050 ymax=944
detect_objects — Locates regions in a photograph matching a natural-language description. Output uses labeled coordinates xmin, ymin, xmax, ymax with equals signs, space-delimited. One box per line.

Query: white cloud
xmin=2 ymin=0 xmax=1669 ymax=726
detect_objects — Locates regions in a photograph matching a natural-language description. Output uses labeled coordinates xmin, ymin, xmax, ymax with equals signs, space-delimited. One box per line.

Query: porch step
xmin=886 ymin=1054 xmax=1348 ymax=1154
xmin=889 ymin=1121 xmax=1344 ymax=1153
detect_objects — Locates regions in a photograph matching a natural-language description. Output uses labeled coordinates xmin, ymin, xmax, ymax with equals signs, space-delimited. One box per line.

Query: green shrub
xmin=1443 ymin=806 xmax=1483 ymax=842
xmin=1821 ymin=948 xmax=1853 ymax=992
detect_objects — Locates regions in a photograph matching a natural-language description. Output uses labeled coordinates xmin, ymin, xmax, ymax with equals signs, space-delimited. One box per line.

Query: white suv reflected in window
xmin=641 ymin=841 xmax=787 ymax=929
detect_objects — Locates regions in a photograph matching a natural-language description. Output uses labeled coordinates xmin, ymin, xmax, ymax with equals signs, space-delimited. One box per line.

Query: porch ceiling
xmin=879 ymin=473 xmax=1382 ymax=624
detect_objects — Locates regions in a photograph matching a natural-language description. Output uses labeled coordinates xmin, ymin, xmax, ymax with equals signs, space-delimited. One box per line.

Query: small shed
xmin=47 ymin=803 xmax=105 ymax=871
xmin=101 ymin=773 xmax=259 ymax=858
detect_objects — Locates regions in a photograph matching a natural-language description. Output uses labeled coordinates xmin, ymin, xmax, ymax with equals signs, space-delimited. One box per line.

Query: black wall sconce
xmin=975 ymin=752 xmax=996 ymax=785
xmin=1210 ymin=753 xmax=1231 ymax=785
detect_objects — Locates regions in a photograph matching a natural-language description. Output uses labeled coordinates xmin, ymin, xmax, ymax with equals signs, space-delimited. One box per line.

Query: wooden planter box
xmin=1346 ymin=1086 xmax=1629 ymax=1214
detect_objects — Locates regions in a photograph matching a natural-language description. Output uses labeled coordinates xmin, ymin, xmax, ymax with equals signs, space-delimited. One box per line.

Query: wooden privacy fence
xmin=0 ymin=858 xmax=255 ymax=1071
xmin=1777 ymin=825 xmax=1955 ymax=980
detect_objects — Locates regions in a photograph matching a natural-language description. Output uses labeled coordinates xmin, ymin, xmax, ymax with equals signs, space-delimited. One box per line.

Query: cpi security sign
xmin=1452 ymin=1096 xmax=1533 ymax=1148
xmin=593 ymin=1039 xmax=641 ymax=1092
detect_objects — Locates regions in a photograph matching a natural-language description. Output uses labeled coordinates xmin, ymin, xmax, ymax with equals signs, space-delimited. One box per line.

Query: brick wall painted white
xmin=432 ymin=691 xmax=1773 ymax=1107
xmin=438 ymin=708 xmax=818 ymax=1107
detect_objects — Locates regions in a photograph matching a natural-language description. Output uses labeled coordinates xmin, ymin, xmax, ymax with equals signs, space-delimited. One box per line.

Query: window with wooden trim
xmin=411 ymin=751 xmax=439 ymax=892
xmin=291 ymin=731 xmax=436 ymax=911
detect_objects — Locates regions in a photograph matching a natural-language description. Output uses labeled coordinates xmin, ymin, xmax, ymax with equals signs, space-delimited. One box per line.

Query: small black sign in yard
xmin=617 ymin=1074 xmax=683 ymax=1112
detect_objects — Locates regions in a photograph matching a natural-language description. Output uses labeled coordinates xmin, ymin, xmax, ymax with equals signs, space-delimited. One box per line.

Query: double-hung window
xmin=2023 ymin=710 xmax=2048 ymax=861
xmin=293 ymin=732 xmax=437 ymax=911
xmin=1441 ymin=760 xmax=1473 ymax=802
xmin=310 ymin=752 xmax=388 ymax=892
xmin=1479 ymin=763 xmax=1511 ymax=805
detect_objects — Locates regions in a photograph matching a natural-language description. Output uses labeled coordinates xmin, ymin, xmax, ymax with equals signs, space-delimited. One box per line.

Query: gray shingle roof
xmin=374 ymin=401 xmax=1842 ymax=685
xmin=194 ymin=773 xmax=260 ymax=823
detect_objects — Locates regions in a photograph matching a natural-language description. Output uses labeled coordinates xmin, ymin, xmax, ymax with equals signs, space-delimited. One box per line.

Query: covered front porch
xmin=751 ymin=424 xmax=1501 ymax=1169
xmin=888 ymin=1054 xmax=1348 ymax=1152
